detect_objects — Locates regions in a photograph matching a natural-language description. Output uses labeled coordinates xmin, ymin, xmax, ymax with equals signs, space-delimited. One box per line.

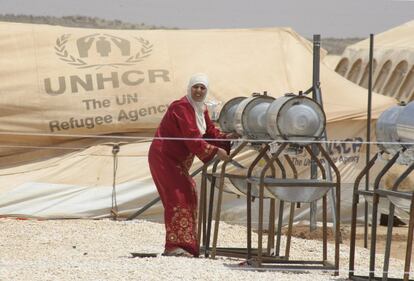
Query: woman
xmin=148 ymin=73 xmax=233 ymax=257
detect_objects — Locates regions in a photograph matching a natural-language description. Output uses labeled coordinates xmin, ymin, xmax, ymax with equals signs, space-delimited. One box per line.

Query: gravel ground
xmin=0 ymin=218 xmax=410 ymax=281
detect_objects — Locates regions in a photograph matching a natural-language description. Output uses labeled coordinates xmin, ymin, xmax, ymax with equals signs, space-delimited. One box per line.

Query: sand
xmin=0 ymin=218 xmax=411 ymax=281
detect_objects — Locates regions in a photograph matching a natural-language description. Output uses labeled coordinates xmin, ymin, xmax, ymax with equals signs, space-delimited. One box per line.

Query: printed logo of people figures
xmin=77 ymin=34 xmax=131 ymax=58
xmin=55 ymin=33 xmax=153 ymax=69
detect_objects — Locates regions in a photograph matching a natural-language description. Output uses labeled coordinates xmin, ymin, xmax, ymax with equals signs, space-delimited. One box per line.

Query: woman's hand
xmin=225 ymin=132 xmax=241 ymax=139
xmin=216 ymin=148 xmax=230 ymax=161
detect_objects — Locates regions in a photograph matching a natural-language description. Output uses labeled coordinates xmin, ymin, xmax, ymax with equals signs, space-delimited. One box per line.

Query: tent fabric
xmin=0 ymin=22 xmax=394 ymax=165
xmin=0 ymin=123 xmax=408 ymax=223
xmin=334 ymin=20 xmax=414 ymax=102
xmin=0 ymin=22 xmax=398 ymax=221
xmin=323 ymin=55 xmax=341 ymax=70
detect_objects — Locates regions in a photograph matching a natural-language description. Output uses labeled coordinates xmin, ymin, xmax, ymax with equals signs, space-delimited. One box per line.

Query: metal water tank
xmin=396 ymin=101 xmax=414 ymax=148
xmin=376 ymin=101 xmax=414 ymax=164
xmin=376 ymin=104 xmax=404 ymax=155
xmin=265 ymin=94 xmax=326 ymax=144
xmin=218 ymin=97 xmax=246 ymax=132
xmin=233 ymin=95 xmax=275 ymax=140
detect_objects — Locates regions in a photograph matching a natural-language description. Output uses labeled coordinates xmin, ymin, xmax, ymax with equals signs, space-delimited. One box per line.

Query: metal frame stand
xmin=349 ymin=150 xmax=414 ymax=281
xmin=198 ymin=141 xmax=295 ymax=261
xmin=249 ymin=142 xmax=341 ymax=275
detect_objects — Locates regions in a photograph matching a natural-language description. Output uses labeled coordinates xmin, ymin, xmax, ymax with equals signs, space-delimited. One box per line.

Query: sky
xmin=0 ymin=0 xmax=413 ymax=38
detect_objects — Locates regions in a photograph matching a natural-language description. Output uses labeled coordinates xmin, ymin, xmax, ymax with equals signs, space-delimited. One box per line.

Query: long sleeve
xmin=203 ymin=110 xmax=231 ymax=154
xmin=172 ymin=105 xmax=218 ymax=163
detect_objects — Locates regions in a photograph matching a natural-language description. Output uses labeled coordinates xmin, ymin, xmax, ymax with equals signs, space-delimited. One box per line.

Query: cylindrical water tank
xmin=233 ymin=95 xmax=275 ymax=140
xmin=376 ymin=101 xmax=414 ymax=154
xmin=218 ymin=93 xmax=326 ymax=144
xmin=396 ymin=101 xmax=414 ymax=146
xmin=376 ymin=104 xmax=404 ymax=154
xmin=218 ymin=97 xmax=246 ymax=132
xmin=266 ymin=94 xmax=326 ymax=144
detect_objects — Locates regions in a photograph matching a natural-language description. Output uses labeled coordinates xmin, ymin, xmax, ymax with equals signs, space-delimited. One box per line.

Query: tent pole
xmin=310 ymin=34 xmax=321 ymax=232
xmin=364 ymin=34 xmax=374 ymax=248
xmin=311 ymin=34 xmax=336 ymax=234
xmin=310 ymin=34 xmax=336 ymax=231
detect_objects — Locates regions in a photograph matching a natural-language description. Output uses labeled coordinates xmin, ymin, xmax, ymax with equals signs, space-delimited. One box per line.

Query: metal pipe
xmin=283 ymin=154 xmax=296 ymax=258
xmin=383 ymin=200 xmax=395 ymax=281
xmin=268 ymin=198 xmax=276 ymax=255
xmin=404 ymin=196 xmax=414 ymax=281
xmin=204 ymin=158 xmax=221 ymax=257
xmin=305 ymin=146 xmax=327 ymax=179
xmin=197 ymin=165 xmax=208 ymax=248
xmin=263 ymin=153 xmax=277 ymax=255
xmin=322 ymin=195 xmax=328 ymax=262
xmin=310 ymin=34 xmax=321 ymax=232
xmin=285 ymin=203 xmax=295 ymax=258
xmin=310 ymin=34 xmax=337 ymax=235
xmin=312 ymin=34 xmax=321 ymax=103
xmin=365 ymin=33 xmax=374 ymax=249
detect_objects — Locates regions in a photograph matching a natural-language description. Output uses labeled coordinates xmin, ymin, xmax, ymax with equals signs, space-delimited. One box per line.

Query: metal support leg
xmin=369 ymin=152 xmax=400 ymax=279
xmin=383 ymin=203 xmax=395 ymax=281
xmin=267 ymin=199 xmax=276 ymax=255
xmin=211 ymin=167 xmax=225 ymax=258
xmin=275 ymin=200 xmax=284 ymax=256
xmin=349 ymin=153 xmax=379 ymax=278
xmin=404 ymin=196 xmax=414 ymax=281
xmin=197 ymin=166 xmax=208 ymax=248
xmin=257 ymin=143 xmax=286 ymax=267
xmin=310 ymin=201 xmax=318 ymax=232
xmin=322 ymin=195 xmax=328 ymax=262
xmin=285 ymin=203 xmax=295 ymax=258
xmin=205 ymin=159 xmax=220 ymax=257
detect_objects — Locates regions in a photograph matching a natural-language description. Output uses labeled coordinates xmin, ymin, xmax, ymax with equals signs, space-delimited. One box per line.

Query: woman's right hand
xmin=225 ymin=132 xmax=241 ymax=139
xmin=216 ymin=148 xmax=230 ymax=161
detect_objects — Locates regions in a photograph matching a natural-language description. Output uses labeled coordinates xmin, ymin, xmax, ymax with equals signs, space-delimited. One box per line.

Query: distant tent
xmin=334 ymin=20 xmax=414 ymax=102
xmin=323 ymin=54 xmax=341 ymax=72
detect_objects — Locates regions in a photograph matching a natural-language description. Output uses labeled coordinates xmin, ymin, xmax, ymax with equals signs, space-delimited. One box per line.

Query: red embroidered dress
xmin=148 ymin=97 xmax=229 ymax=256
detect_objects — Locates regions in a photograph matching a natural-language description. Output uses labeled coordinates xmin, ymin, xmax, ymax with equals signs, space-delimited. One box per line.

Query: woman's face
xmin=190 ymin=83 xmax=207 ymax=102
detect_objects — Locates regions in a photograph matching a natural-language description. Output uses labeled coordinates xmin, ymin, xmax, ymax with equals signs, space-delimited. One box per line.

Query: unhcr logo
xmin=54 ymin=33 xmax=153 ymax=69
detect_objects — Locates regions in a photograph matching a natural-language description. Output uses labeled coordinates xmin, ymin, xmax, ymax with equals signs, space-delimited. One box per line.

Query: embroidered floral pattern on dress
xmin=182 ymin=154 xmax=194 ymax=173
xmin=175 ymin=154 xmax=194 ymax=176
xmin=166 ymin=205 xmax=197 ymax=245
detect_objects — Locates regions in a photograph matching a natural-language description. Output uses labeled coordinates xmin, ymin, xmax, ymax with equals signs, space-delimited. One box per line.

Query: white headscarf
xmin=186 ymin=73 xmax=209 ymax=135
